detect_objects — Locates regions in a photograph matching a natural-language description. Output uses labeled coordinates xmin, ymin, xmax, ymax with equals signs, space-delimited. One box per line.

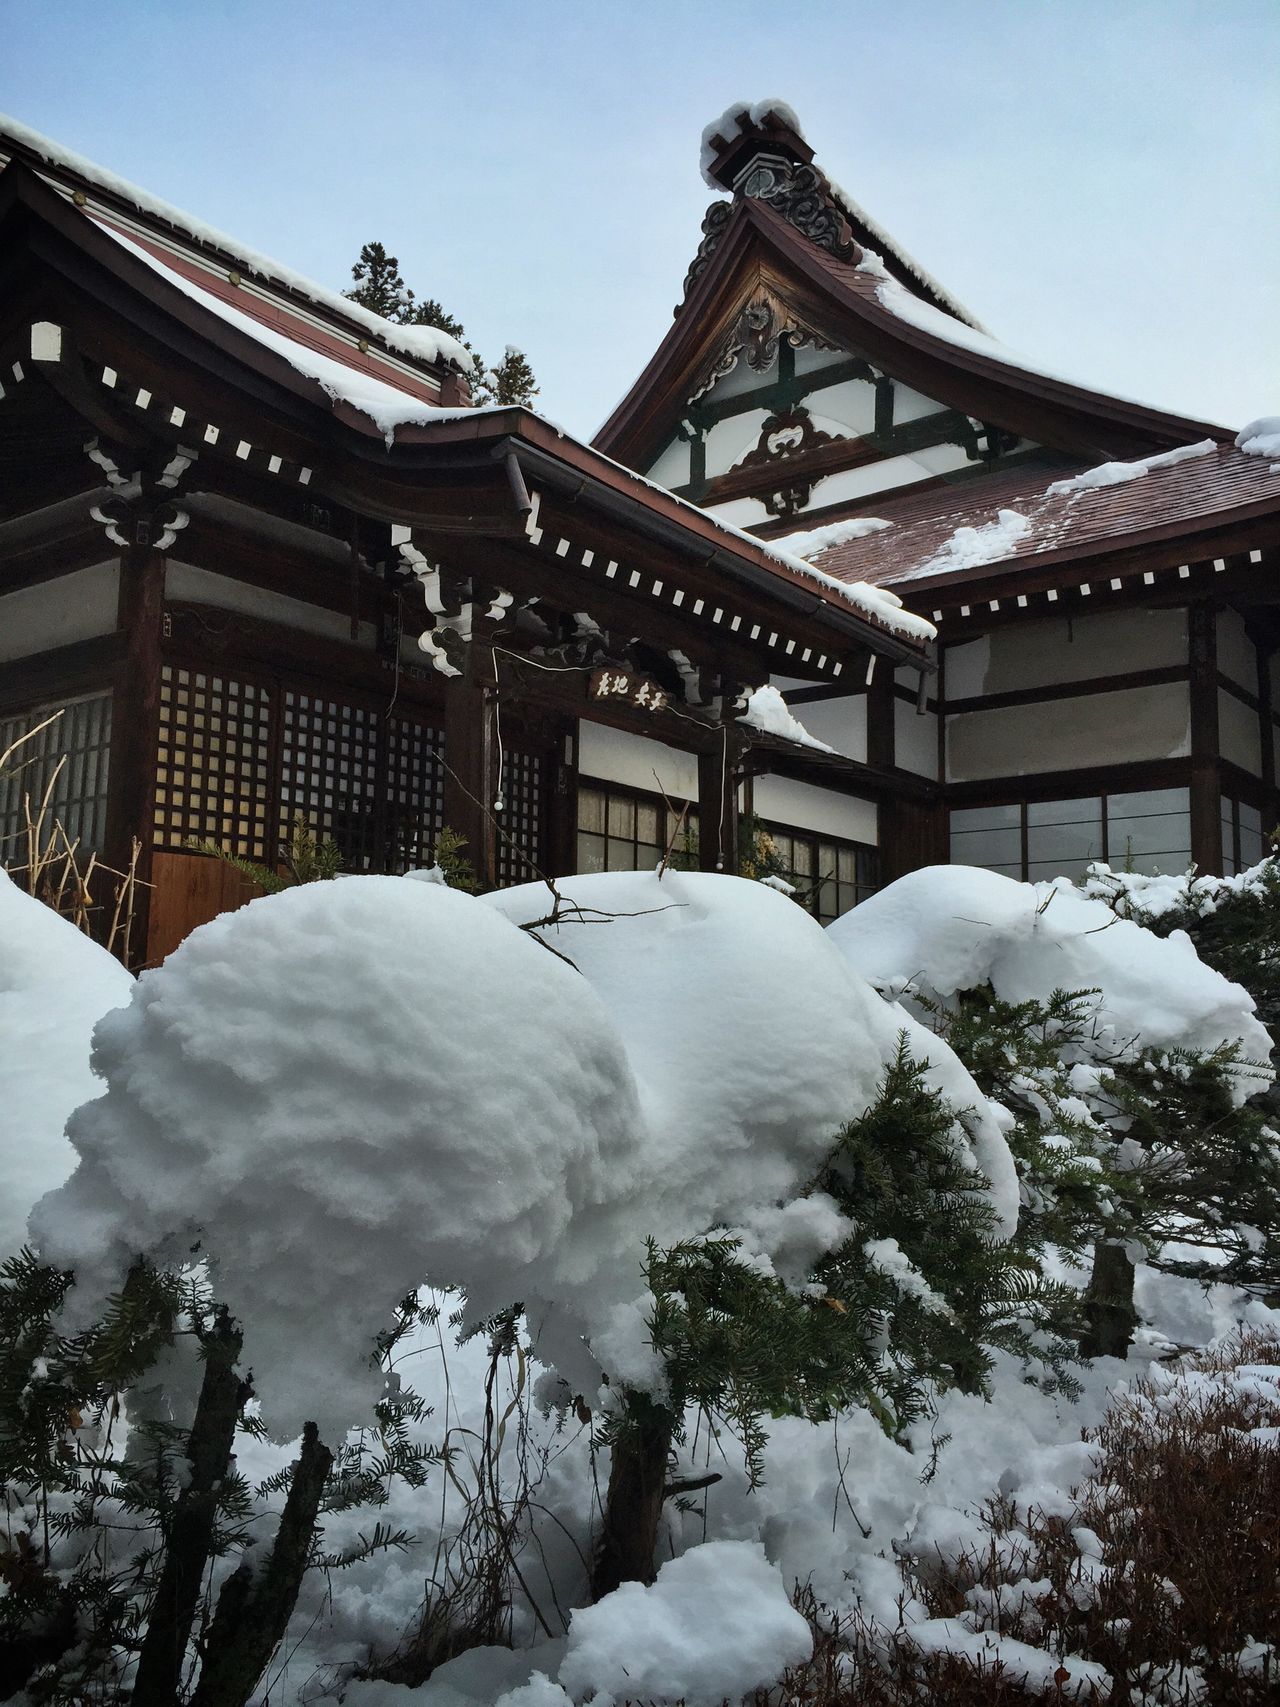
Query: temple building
xmin=601 ymin=103 xmax=1280 ymax=889
xmin=2 ymin=105 xmax=1278 ymax=966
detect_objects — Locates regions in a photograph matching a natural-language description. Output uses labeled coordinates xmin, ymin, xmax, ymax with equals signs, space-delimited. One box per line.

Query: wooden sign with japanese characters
xmin=589 ymin=667 xmax=670 ymax=715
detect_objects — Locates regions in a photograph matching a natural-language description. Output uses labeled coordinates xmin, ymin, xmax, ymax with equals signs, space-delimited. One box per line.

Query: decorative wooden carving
xmin=681 ymin=161 xmax=856 ymax=302
xmin=731 ymin=405 xmax=847 ymax=518
xmin=688 ymin=292 xmax=839 ymax=403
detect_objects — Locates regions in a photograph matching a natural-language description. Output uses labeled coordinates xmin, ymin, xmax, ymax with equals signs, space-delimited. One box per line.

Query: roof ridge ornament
xmin=680 ymin=158 xmax=857 ymax=304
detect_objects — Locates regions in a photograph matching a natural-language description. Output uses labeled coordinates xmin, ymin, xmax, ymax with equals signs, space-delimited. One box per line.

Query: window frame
xmin=949 ymin=786 xmax=1194 ymax=882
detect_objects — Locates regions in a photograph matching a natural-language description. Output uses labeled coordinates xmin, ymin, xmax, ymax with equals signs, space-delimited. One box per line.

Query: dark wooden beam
xmin=1188 ymin=602 xmax=1221 ymax=875
xmin=104 ymin=529 xmax=165 ymax=960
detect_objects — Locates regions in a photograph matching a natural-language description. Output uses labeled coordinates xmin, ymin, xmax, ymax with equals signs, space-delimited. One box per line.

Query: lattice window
xmin=496 ymin=748 xmax=545 ymax=887
xmin=385 ymin=713 xmax=445 ymax=873
xmin=156 ymin=666 xmax=273 ymax=859
xmin=280 ymin=691 xmax=380 ymax=869
xmin=0 ymin=691 xmax=112 ymax=866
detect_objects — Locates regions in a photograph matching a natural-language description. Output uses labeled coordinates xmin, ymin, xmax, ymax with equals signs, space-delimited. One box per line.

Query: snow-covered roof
xmin=0 ymin=112 xmax=473 ymax=373
xmin=101 ymin=222 xmax=470 ymax=445
xmin=794 ymin=440 xmax=1280 ymax=595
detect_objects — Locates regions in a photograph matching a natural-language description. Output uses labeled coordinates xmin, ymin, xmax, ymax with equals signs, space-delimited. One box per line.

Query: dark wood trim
xmin=945 ymin=755 xmax=1192 ymax=807
xmin=698 ymin=733 xmax=741 ymax=872
xmin=104 ymin=540 xmax=164 ymax=956
xmin=1188 ymin=602 xmax=1222 ymax=875
xmin=442 ymin=668 xmax=497 ymax=891
xmin=1217 ymin=671 xmax=1263 ymax=714
xmin=1257 ymin=643 xmax=1276 ymax=810
xmin=865 ymin=659 xmax=895 ymax=771
xmin=0 ymin=631 xmax=123 ymax=715
xmin=942 ymin=663 xmax=1188 ymax=717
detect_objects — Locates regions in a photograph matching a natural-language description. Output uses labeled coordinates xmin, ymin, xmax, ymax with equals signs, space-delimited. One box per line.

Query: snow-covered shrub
xmin=832 ymin=866 xmax=1280 ymax=1355
xmin=31 ymin=875 xmax=644 ymax=1445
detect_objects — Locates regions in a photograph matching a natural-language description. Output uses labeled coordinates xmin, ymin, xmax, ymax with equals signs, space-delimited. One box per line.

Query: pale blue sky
xmin=3 ymin=1 xmax=1276 ymax=437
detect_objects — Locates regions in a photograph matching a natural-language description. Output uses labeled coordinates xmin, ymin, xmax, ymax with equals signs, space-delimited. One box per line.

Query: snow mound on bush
xmin=31 ymin=878 xmax=643 ymax=1441
xmin=487 ymin=869 xmax=1017 ymax=1244
xmin=830 ymin=865 xmax=1272 ymax=1086
xmin=558 ymin=1539 xmax=812 ymax=1704
xmin=0 ymin=871 xmax=133 ymax=1254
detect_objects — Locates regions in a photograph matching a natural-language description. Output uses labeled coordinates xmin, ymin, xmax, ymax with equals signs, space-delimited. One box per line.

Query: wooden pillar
xmin=698 ymin=731 xmax=739 ymax=874
xmin=1257 ymin=639 xmax=1276 ymax=833
xmin=865 ymin=655 xmax=895 ymax=771
xmin=544 ymin=718 xmax=579 ymax=880
xmin=104 ymin=533 xmax=165 ymax=965
xmin=865 ymin=652 xmax=900 ymax=878
xmin=1188 ymin=602 xmax=1222 ymax=875
xmin=442 ymin=668 xmax=498 ymax=891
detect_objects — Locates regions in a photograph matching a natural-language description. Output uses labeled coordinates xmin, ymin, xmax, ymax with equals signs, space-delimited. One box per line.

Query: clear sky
xmin=3 ymin=1 xmax=1276 ymax=439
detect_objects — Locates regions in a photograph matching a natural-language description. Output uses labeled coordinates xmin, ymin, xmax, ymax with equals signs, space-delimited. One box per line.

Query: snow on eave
xmin=0 ymin=112 xmax=474 ymax=375
xmin=581 ymin=438 xmax=934 ymax=647
xmin=737 ymin=684 xmax=836 ymax=753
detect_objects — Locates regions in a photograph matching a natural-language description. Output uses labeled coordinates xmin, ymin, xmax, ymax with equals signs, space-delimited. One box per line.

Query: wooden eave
xmin=0 ymin=165 xmax=929 ymax=677
xmin=595 ymin=198 xmax=1229 ymax=472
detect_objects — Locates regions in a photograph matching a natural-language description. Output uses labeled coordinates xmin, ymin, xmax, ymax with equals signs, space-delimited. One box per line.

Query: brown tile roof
xmin=799 ymin=444 xmax=1280 ymax=597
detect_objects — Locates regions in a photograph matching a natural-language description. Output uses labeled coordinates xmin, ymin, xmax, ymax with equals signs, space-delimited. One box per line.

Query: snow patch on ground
xmin=0 ymin=871 xmax=133 ymax=1253
xmin=558 ymin=1540 xmax=812 ymax=1704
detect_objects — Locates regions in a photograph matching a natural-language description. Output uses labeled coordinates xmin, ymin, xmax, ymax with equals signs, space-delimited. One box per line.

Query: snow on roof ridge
xmin=826 ymin=176 xmax=987 ymax=332
xmin=1046 ymin=439 xmax=1218 ymax=498
xmin=857 ymin=248 xmax=1227 ymax=429
xmin=695 ymin=103 xmax=984 ymax=331
xmin=0 ymin=112 xmax=474 ymax=375
xmin=699 ymin=99 xmax=804 ymax=185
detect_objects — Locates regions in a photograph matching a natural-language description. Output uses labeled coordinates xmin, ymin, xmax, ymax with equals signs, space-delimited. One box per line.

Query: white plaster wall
xmin=704 ymin=348 xmax=770 ymax=401
xmin=808 ymin=444 xmax=971 ymax=511
xmin=646 ymin=436 xmax=691 ymax=489
xmin=753 ymin=773 xmax=878 ymax=843
xmin=706 ymin=495 xmax=772 ymax=529
xmin=947 ymin=681 xmax=1192 ymax=781
xmin=895 ymin=698 xmax=939 ymax=778
xmin=1219 ymin=688 xmax=1262 ymax=776
xmin=1217 ymin=608 xmax=1257 ymax=692
xmin=0 ymin=564 xmax=119 ymax=662
xmin=944 ymin=608 xmax=1187 ymax=701
xmin=703 ymin=408 xmax=772 ymax=479
xmin=793 ymin=345 xmax=851 ymax=378
xmin=577 ymin=721 xmax=700 ymax=802
xmin=166 ymin=562 xmax=378 ymax=649
xmin=893 ymin=383 xmax=947 ymax=424
xmin=803 ymin=375 xmax=877 ymax=435
xmin=781 ymin=693 xmax=868 ymax=762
